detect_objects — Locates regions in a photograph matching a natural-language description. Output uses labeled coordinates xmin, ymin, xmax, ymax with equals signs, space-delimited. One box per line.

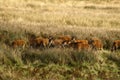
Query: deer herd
xmin=7 ymin=34 xmax=120 ymax=52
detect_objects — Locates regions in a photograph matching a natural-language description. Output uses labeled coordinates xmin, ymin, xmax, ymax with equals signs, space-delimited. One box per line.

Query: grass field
xmin=0 ymin=0 xmax=120 ymax=80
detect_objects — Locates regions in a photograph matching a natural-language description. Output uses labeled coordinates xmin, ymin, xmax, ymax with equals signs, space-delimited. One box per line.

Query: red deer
xmin=57 ymin=35 xmax=76 ymax=47
xmin=29 ymin=37 xmax=51 ymax=48
xmin=11 ymin=39 xmax=26 ymax=48
xmin=111 ymin=40 xmax=120 ymax=51
xmin=69 ymin=40 xmax=90 ymax=50
xmin=72 ymin=39 xmax=88 ymax=44
xmin=89 ymin=38 xmax=103 ymax=50
xmin=58 ymin=35 xmax=73 ymax=41
xmin=49 ymin=38 xmax=65 ymax=48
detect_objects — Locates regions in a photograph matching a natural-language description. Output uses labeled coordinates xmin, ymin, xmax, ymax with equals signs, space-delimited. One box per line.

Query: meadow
xmin=0 ymin=0 xmax=120 ymax=80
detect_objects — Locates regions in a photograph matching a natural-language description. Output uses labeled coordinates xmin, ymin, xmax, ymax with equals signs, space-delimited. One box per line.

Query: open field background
xmin=0 ymin=0 xmax=120 ymax=80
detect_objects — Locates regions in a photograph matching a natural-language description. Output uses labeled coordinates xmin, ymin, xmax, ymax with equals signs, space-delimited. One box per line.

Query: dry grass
xmin=1 ymin=0 xmax=120 ymax=37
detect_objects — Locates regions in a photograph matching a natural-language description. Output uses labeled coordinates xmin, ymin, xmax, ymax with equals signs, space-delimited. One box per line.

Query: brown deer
xmin=69 ymin=39 xmax=90 ymax=50
xmin=111 ymin=40 xmax=120 ymax=51
xmin=11 ymin=39 xmax=26 ymax=48
xmin=89 ymin=38 xmax=103 ymax=50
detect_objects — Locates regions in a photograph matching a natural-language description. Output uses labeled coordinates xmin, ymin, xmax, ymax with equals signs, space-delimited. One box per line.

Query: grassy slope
xmin=0 ymin=0 xmax=120 ymax=80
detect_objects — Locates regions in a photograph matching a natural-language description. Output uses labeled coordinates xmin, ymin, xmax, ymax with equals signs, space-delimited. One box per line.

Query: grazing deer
xmin=89 ymin=38 xmax=103 ymax=50
xmin=11 ymin=39 xmax=26 ymax=49
xmin=69 ymin=39 xmax=90 ymax=50
xmin=29 ymin=37 xmax=52 ymax=48
xmin=49 ymin=38 xmax=65 ymax=48
xmin=111 ymin=40 xmax=120 ymax=52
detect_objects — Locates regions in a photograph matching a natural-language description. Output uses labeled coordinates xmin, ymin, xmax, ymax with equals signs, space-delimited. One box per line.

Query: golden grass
xmin=0 ymin=0 xmax=120 ymax=33
xmin=0 ymin=0 xmax=120 ymax=27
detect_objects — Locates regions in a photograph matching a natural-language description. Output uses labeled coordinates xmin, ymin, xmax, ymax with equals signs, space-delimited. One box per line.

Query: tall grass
xmin=1 ymin=45 xmax=119 ymax=80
